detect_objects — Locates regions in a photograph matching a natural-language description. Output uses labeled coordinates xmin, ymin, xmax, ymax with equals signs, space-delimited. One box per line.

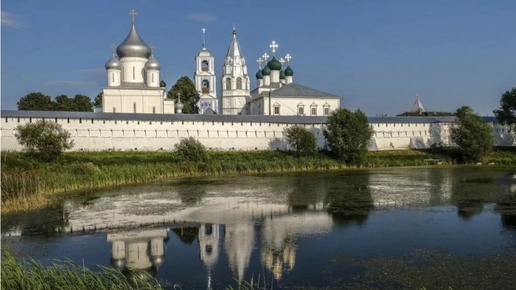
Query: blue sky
xmin=2 ymin=0 xmax=516 ymax=116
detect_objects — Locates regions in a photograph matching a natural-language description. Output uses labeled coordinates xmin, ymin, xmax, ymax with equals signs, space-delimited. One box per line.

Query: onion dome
xmin=144 ymin=54 xmax=160 ymax=70
xmin=267 ymin=57 xmax=282 ymax=71
xmin=159 ymin=79 xmax=167 ymax=88
xmin=256 ymin=69 xmax=263 ymax=79
xmin=105 ymin=55 xmax=121 ymax=70
xmin=280 ymin=69 xmax=286 ymax=80
xmin=262 ymin=66 xmax=271 ymax=76
xmin=284 ymin=65 xmax=294 ymax=77
xmin=116 ymin=23 xmax=152 ymax=58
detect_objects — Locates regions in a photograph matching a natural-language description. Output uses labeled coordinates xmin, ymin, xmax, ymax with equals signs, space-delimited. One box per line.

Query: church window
xmin=152 ymin=107 xmax=156 ymax=114
xmin=112 ymin=72 xmax=114 ymax=83
xmin=152 ymin=73 xmax=154 ymax=83
xmin=311 ymin=107 xmax=317 ymax=116
xmin=112 ymin=107 xmax=116 ymax=113
xmin=297 ymin=103 xmax=305 ymax=116
xmin=225 ymin=78 xmax=231 ymax=90
xmin=237 ymin=77 xmax=242 ymax=89
xmin=274 ymin=106 xmax=280 ymax=115
xmin=202 ymin=80 xmax=210 ymax=94
xmin=202 ymin=60 xmax=209 ymax=71
xmin=133 ymin=102 xmax=137 ymax=113
xmin=132 ymin=66 xmax=135 ymax=80
xmin=324 ymin=107 xmax=330 ymax=116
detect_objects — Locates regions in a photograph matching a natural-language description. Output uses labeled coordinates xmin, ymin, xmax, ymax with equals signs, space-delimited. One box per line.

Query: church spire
xmin=410 ymin=94 xmax=425 ymax=114
xmin=202 ymin=28 xmax=206 ymax=49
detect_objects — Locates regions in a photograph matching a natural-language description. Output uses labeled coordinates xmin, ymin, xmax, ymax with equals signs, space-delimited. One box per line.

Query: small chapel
xmin=103 ymin=10 xmax=341 ymax=116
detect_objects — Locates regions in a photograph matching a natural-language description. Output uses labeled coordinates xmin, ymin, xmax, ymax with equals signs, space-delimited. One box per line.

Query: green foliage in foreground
xmin=15 ymin=120 xmax=74 ymax=162
xmin=3 ymin=148 xmax=516 ymax=214
xmin=324 ymin=108 xmax=375 ymax=165
xmin=284 ymin=125 xmax=317 ymax=157
xmin=174 ymin=137 xmax=207 ymax=162
xmin=451 ymin=106 xmax=494 ymax=163
xmin=1 ymin=249 xmax=162 ymax=290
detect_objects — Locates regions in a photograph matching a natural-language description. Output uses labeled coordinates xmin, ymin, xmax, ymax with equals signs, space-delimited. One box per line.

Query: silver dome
xmin=116 ymin=23 xmax=151 ymax=59
xmin=144 ymin=54 xmax=160 ymax=70
xmin=105 ymin=55 xmax=121 ymax=70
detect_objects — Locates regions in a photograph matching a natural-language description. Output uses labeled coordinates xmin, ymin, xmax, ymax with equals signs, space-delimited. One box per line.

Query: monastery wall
xmin=1 ymin=111 xmax=513 ymax=152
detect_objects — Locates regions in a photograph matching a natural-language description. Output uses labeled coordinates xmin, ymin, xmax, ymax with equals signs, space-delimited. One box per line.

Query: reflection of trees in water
xmin=287 ymin=174 xmax=328 ymax=212
xmin=324 ymin=173 xmax=373 ymax=227
xmin=174 ymin=179 xmax=208 ymax=205
xmin=2 ymin=205 xmax=69 ymax=236
xmin=172 ymin=226 xmax=200 ymax=245
xmin=451 ymin=170 xmax=516 ymax=221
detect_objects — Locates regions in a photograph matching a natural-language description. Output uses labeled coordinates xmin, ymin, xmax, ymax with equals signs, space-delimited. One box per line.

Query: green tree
xmin=72 ymin=94 xmax=93 ymax=112
xmin=284 ymin=126 xmax=317 ymax=157
xmin=15 ymin=120 xmax=74 ymax=161
xmin=174 ymin=137 xmax=207 ymax=162
xmin=93 ymin=92 xmax=103 ymax=107
xmin=54 ymin=94 xmax=74 ymax=111
xmin=17 ymin=92 xmax=54 ymax=111
xmin=494 ymin=87 xmax=516 ymax=130
xmin=167 ymin=76 xmax=199 ymax=114
xmin=323 ymin=108 xmax=374 ymax=165
xmin=451 ymin=106 xmax=494 ymax=163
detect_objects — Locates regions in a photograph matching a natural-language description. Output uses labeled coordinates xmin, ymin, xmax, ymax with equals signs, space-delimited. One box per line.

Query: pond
xmin=3 ymin=167 xmax=516 ymax=289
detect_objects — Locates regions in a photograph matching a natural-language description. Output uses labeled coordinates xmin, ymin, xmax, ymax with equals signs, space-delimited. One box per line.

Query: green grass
xmin=3 ymin=148 xmax=516 ymax=214
xmin=1 ymin=248 xmax=163 ymax=290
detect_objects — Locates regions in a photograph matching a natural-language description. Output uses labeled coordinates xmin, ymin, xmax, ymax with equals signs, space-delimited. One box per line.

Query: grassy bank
xmin=1 ymin=249 xmax=163 ymax=290
xmin=3 ymin=148 xmax=516 ymax=214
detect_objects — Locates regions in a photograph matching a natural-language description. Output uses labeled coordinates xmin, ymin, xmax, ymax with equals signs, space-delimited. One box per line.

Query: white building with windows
xmin=194 ymin=29 xmax=218 ymax=114
xmin=220 ymin=26 xmax=251 ymax=115
xmin=102 ymin=10 xmax=175 ymax=114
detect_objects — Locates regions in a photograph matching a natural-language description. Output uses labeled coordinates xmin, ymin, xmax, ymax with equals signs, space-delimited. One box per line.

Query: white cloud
xmin=186 ymin=13 xmax=216 ymax=23
xmin=47 ymin=81 xmax=96 ymax=86
xmin=1 ymin=11 xmax=25 ymax=28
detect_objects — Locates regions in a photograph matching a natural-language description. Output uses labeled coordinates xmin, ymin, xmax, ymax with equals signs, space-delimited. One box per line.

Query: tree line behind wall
xmin=17 ymin=92 xmax=95 ymax=112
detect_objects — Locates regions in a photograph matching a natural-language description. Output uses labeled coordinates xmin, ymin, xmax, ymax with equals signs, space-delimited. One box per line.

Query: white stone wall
xmin=103 ymin=88 xmax=165 ymax=114
xmin=248 ymin=97 xmax=340 ymax=116
xmin=1 ymin=113 xmax=513 ymax=152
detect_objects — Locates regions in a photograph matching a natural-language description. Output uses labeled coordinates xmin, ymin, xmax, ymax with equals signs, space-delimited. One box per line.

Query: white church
xmin=102 ymin=10 xmax=341 ymax=116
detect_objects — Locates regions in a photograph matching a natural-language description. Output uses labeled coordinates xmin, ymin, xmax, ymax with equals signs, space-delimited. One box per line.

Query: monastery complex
xmin=1 ymin=10 xmax=514 ymax=151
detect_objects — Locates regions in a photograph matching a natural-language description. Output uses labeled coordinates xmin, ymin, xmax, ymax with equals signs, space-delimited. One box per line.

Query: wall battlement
xmin=1 ymin=110 xmax=513 ymax=151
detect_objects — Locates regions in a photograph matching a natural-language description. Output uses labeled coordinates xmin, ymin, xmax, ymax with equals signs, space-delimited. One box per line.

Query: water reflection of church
xmin=105 ymin=209 xmax=333 ymax=286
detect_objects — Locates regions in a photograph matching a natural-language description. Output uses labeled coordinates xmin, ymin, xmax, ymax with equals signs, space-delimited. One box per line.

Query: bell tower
xmin=194 ymin=28 xmax=218 ymax=114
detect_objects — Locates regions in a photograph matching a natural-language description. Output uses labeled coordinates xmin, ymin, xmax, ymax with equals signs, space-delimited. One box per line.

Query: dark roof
xmin=250 ymin=83 xmax=340 ymax=99
xmin=397 ymin=111 xmax=455 ymax=117
xmin=202 ymin=107 xmax=217 ymax=115
xmin=2 ymin=110 xmax=498 ymax=124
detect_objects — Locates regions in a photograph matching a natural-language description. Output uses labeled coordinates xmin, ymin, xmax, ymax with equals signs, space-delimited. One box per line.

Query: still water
xmin=3 ymin=167 xmax=516 ymax=289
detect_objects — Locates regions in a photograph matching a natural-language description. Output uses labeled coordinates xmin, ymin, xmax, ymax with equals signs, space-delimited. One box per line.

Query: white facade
xmin=221 ymin=28 xmax=251 ymax=115
xmin=194 ymin=47 xmax=218 ymax=114
xmin=2 ymin=111 xmax=513 ymax=152
xmin=102 ymin=15 xmax=170 ymax=114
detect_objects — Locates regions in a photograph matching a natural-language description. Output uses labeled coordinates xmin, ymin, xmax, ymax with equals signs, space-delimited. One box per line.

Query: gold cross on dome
xmin=129 ymin=9 xmax=137 ymax=23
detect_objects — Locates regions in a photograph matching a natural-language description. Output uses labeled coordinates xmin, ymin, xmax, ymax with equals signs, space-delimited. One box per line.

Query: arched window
xmin=202 ymin=80 xmax=210 ymax=94
xmin=201 ymin=60 xmax=209 ymax=71
xmin=152 ymin=106 xmax=156 ymax=114
xmin=236 ymin=77 xmax=242 ymax=89
xmin=225 ymin=78 xmax=231 ymax=90
xmin=133 ymin=102 xmax=137 ymax=113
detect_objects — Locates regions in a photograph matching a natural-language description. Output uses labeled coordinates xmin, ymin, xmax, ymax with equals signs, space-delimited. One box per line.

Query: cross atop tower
xmin=279 ymin=58 xmax=285 ymax=65
xmin=285 ymin=53 xmax=292 ymax=64
xmin=202 ymin=28 xmax=206 ymax=48
xmin=150 ymin=44 xmax=156 ymax=53
xmin=232 ymin=23 xmax=236 ymax=35
xmin=110 ymin=43 xmax=116 ymax=54
xmin=129 ymin=9 xmax=137 ymax=24
xmin=269 ymin=41 xmax=278 ymax=56
xmin=257 ymin=57 xmax=263 ymax=69
xmin=262 ymin=53 xmax=269 ymax=62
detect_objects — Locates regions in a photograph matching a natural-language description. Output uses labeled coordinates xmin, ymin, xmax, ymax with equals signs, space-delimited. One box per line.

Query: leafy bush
xmin=451 ymin=106 xmax=494 ymax=163
xmin=174 ymin=137 xmax=207 ymax=162
xmin=323 ymin=108 xmax=374 ymax=165
xmin=284 ymin=126 xmax=317 ymax=157
xmin=15 ymin=120 xmax=74 ymax=162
